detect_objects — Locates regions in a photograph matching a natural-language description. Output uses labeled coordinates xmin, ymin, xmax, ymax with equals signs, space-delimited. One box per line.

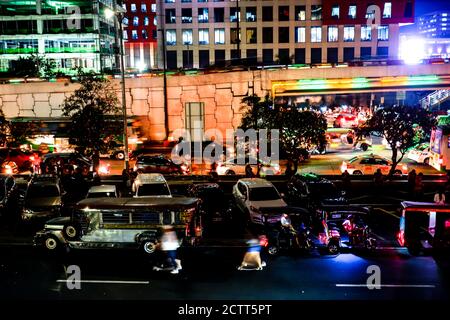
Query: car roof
xmin=135 ymin=173 xmax=167 ymax=184
xmin=237 ymin=178 xmax=274 ymax=188
xmin=76 ymin=196 xmax=198 ymax=209
xmin=88 ymin=185 xmax=116 ymax=193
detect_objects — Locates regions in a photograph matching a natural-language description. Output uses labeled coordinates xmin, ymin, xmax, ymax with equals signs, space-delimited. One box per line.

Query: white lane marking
xmin=57 ymin=280 xmax=150 ymax=285
xmin=336 ymin=284 xmax=435 ymax=288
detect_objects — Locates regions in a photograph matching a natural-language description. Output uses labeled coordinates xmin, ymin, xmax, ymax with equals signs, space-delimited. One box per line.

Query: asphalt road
xmin=0 ymin=245 xmax=449 ymax=300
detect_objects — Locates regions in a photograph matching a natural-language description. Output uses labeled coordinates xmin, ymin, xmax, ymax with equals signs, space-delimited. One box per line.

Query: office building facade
xmin=156 ymin=0 xmax=414 ymax=69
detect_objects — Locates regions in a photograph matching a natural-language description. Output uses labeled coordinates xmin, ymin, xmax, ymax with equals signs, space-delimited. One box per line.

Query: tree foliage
xmin=9 ymin=55 xmax=42 ymax=78
xmin=359 ymin=105 xmax=436 ymax=175
xmin=0 ymin=110 xmax=39 ymax=147
xmin=240 ymin=94 xmax=327 ymax=171
xmin=62 ymin=70 xmax=121 ymax=169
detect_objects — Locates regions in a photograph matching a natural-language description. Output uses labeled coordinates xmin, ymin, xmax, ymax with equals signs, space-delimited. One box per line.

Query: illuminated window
xmin=383 ymin=2 xmax=392 ymax=18
xmin=246 ymin=28 xmax=257 ymax=44
xmin=132 ymin=30 xmax=138 ymax=39
xmin=165 ymin=0 xmax=175 ymax=3
xmin=328 ymin=26 xmax=338 ymax=42
xmin=133 ymin=17 xmax=139 ymax=26
xmin=311 ymin=26 xmax=322 ymax=42
xmin=151 ymin=4 xmax=156 ymax=13
xmin=230 ymin=8 xmax=240 ymax=22
xmin=144 ymin=17 xmax=149 ymax=26
xmin=331 ymin=5 xmax=339 ymax=19
xmin=166 ymin=9 xmax=176 ymax=24
xmin=295 ymin=27 xmax=305 ymax=43
xmin=295 ymin=6 xmax=306 ymax=21
xmin=142 ymin=30 xmax=148 ymax=39
xmin=123 ymin=17 xmax=129 ymax=26
xmin=182 ymin=29 xmax=193 ymax=45
xmin=123 ymin=30 xmax=128 ymax=40
xmin=166 ymin=30 xmax=176 ymax=45
xmin=246 ymin=7 xmax=257 ymax=22
xmin=154 ymin=17 xmax=157 ymax=26
xmin=198 ymin=8 xmax=209 ymax=23
xmin=131 ymin=4 xmax=136 ymax=12
xmin=141 ymin=4 xmax=147 ymax=13
xmin=199 ymin=29 xmax=209 ymax=45
xmin=348 ymin=5 xmax=356 ymax=19
xmin=378 ymin=25 xmax=389 ymax=40
xmin=214 ymin=28 xmax=225 ymax=44
xmin=361 ymin=26 xmax=372 ymax=41
xmin=343 ymin=26 xmax=355 ymax=41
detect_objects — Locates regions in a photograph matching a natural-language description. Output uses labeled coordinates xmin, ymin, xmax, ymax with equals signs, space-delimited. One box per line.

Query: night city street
xmin=2 ymin=0 xmax=450 ymax=316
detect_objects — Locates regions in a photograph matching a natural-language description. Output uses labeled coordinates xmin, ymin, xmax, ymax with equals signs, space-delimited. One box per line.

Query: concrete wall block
xmin=149 ymin=107 xmax=165 ymax=125
xmin=18 ymin=94 xmax=34 ymax=109
xmin=215 ymin=89 xmax=233 ymax=107
xmin=18 ymin=109 xmax=36 ymax=117
xmin=149 ymin=90 xmax=164 ymax=108
xmin=148 ymin=124 xmax=167 ymax=141
xmin=131 ymin=99 xmax=150 ymax=116
xmin=2 ymin=102 xmax=20 ymax=117
xmin=202 ymin=97 xmax=217 ymax=115
xmin=33 ymin=93 xmax=50 ymax=102
xmin=197 ymin=85 xmax=216 ymax=98
xmin=167 ymin=86 xmax=182 ymax=99
xmin=131 ymin=88 xmax=149 ymax=100
xmin=169 ymin=115 xmax=184 ymax=132
xmin=182 ymin=86 xmax=198 ymax=91
xmin=50 ymin=109 xmax=63 ymax=117
xmin=215 ymin=83 xmax=231 ymax=89
xmin=215 ymin=106 xmax=233 ymax=123
xmin=33 ymin=101 xmax=51 ymax=117
xmin=231 ymin=82 xmax=249 ymax=97
xmin=168 ymin=99 xmax=183 ymax=116
xmin=180 ymin=90 xmax=200 ymax=103
xmin=49 ymin=93 xmax=66 ymax=109
xmin=2 ymin=94 xmax=17 ymax=102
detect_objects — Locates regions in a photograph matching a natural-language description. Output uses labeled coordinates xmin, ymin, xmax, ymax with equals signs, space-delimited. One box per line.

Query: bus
xmin=34 ymin=197 xmax=202 ymax=254
xmin=429 ymin=123 xmax=450 ymax=171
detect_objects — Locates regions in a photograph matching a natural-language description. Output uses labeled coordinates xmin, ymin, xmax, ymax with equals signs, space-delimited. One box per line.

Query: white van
xmin=132 ymin=173 xmax=172 ymax=198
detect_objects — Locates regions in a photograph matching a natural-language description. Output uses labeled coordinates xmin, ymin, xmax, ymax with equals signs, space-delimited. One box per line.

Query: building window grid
xmin=199 ymin=29 xmax=209 ymax=45
xmin=327 ymin=26 xmax=338 ymax=42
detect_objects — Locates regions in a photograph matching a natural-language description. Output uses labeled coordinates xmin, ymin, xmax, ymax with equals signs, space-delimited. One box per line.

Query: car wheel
xmin=142 ymin=240 xmax=157 ymax=254
xmin=115 ymin=152 xmax=125 ymax=160
xmin=267 ymin=245 xmax=279 ymax=256
xmin=44 ymin=236 xmax=60 ymax=251
xmin=361 ymin=144 xmax=368 ymax=152
xmin=63 ymin=224 xmax=79 ymax=240
xmin=327 ymin=242 xmax=340 ymax=255
xmin=353 ymin=170 xmax=363 ymax=175
xmin=423 ymin=158 xmax=430 ymax=165
xmin=226 ymin=170 xmax=235 ymax=175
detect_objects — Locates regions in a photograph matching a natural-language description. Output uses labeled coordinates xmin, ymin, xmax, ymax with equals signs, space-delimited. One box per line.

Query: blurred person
xmin=245 ymin=164 xmax=255 ymax=178
xmin=341 ymin=170 xmax=351 ymax=193
xmin=434 ymin=188 xmax=446 ymax=205
xmin=408 ymin=169 xmax=417 ymax=196
xmin=157 ymin=226 xmax=181 ymax=274
xmin=414 ymin=172 xmax=424 ymax=199
xmin=238 ymin=238 xmax=265 ymax=270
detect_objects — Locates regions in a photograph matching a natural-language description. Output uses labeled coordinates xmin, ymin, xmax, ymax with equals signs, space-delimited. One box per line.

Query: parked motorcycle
xmin=266 ymin=225 xmax=315 ymax=256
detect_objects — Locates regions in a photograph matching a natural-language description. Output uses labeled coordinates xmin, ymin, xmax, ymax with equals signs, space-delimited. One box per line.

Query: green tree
xmin=0 ymin=110 xmax=9 ymax=147
xmin=240 ymin=95 xmax=327 ymax=173
xmin=0 ymin=111 xmax=39 ymax=147
xmin=62 ymin=70 xmax=121 ymax=171
xmin=9 ymin=55 xmax=42 ymax=78
xmin=360 ymin=105 xmax=436 ymax=175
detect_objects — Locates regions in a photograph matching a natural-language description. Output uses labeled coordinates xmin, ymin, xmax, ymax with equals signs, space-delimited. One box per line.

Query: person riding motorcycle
xmin=280 ymin=213 xmax=299 ymax=247
xmin=342 ymin=215 xmax=357 ymax=245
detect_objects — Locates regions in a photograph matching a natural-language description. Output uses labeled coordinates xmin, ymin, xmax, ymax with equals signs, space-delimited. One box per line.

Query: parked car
xmin=232 ymin=178 xmax=287 ymax=225
xmin=86 ymin=185 xmax=118 ymax=199
xmin=187 ymin=183 xmax=233 ymax=226
xmin=21 ymin=175 xmax=63 ymax=222
xmin=340 ymin=154 xmax=408 ymax=175
xmin=0 ymin=147 xmax=38 ymax=173
xmin=132 ymin=173 xmax=172 ymax=198
xmin=333 ymin=113 xmax=358 ymax=128
xmin=133 ymin=154 xmax=189 ymax=175
xmin=41 ymin=152 xmax=93 ymax=173
xmin=407 ymin=143 xmax=431 ymax=164
xmin=286 ymin=173 xmax=347 ymax=209
xmin=216 ymin=156 xmax=281 ymax=176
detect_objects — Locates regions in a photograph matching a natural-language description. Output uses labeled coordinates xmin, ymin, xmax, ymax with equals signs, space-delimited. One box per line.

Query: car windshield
xmin=137 ymin=183 xmax=171 ymax=197
xmin=87 ymin=192 xmax=115 ymax=198
xmin=27 ymin=185 xmax=60 ymax=198
xmin=249 ymin=187 xmax=280 ymax=201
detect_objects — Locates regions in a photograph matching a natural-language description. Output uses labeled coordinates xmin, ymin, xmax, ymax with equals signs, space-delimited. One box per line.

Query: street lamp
xmin=105 ymin=6 xmax=130 ymax=172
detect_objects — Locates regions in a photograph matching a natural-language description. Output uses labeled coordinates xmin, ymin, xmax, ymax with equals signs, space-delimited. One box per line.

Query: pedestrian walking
xmin=414 ymin=172 xmax=424 ymax=200
xmin=154 ymin=226 xmax=182 ymax=274
xmin=341 ymin=170 xmax=351 ymax=194
xmin=407 ymin=169 xmax=417 ymax=197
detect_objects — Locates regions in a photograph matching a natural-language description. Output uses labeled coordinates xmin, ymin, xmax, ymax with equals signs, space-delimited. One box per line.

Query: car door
xmin=359 ymin=158 xmax=374 ymax=174
xmin=375 ymin=158 xmax=390 ymax=175
xmin=233 ymin=182 xmax=247 ymax=212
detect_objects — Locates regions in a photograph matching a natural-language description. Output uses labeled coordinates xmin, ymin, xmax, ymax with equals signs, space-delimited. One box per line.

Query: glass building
xmin=0 ymin=0 xmax=121 ymax=74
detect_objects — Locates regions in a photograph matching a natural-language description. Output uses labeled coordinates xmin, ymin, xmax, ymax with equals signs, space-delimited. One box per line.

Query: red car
xmin=333 ymin=113 xmax=358 ymax=128
xmin=0 ymin=148 xmax=39 ymax=174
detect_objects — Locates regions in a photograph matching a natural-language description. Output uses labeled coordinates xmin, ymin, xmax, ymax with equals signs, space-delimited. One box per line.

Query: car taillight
xmin=29 ymin=156 xmax=35 ymax=161
xmin=397 ymin=231 xmax=405 ymax=247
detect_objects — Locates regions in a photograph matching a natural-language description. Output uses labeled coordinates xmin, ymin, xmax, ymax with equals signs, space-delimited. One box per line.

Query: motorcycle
xmin=347 ymin=225 xmax=377 ymax=250
xmin=266 ymin=225 xmax=315 ymax=256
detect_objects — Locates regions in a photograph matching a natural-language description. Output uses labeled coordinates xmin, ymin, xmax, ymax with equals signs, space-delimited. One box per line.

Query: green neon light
xmin=407 ymin=75 xmax=439 ymax=82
